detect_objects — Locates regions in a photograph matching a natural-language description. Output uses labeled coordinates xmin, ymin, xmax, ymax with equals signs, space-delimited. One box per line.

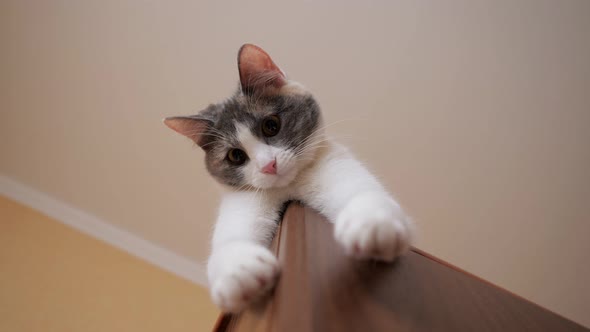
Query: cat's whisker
xmin=199 ymin=140 xmax=225 ymax=149
xmin=296 ymin=141 xmax=331 ymax=150
xmin=287 ymin=118 xmax=357 ymax=152
xmin=295 ymin=137 xmax=331 ymax=150
xmin=253 ymin=186 xmax=265 ymax=213
xmin=234 ymin=183 xmax=253 ymax=193
xmin=180 ymin=129 xmax=223 ymax=136
xmin=293 ymin=145 xmax=330 ymax=159
xmin=182 ymin=130 xmax=226 ymax=141
xmin=290 ymin=131 xmax=322 ymax=153
xmin=295 ymin=118 xmax=349 ymax=143
xmin=294 ymin=136 xmax=333 ymax=154
xmin=317 ymin=117 xmax=360 ymax=131
xmin=294 ymin=143 xmax=331 ymax=157
xmin=292 ymin=119 xmax=344 ymax=146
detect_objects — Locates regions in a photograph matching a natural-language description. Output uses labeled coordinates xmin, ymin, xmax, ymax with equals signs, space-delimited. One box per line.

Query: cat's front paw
xmin=335 ymin=192 xmax=413 ymax=261
xmin=207 ymin=242 xmax=280 ymax=312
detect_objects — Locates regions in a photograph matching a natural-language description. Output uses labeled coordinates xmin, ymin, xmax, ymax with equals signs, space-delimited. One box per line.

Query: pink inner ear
xmin=163 ymin=117 xmax=208 ymax=147
xmin=238 ymin=44 xmax=286 ymax=93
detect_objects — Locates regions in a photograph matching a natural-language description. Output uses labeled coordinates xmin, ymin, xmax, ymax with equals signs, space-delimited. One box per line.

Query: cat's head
xmin=164 ymin=44 xmax=323 ymax=190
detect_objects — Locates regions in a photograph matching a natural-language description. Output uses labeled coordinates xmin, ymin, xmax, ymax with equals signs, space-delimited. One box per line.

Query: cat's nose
xmin=261 ymin=159 xmax=277 ymax=175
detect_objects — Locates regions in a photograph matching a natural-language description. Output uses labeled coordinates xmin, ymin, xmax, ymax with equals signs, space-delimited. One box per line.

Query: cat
xmin=164 ymin=44 xmax=414 ymax=312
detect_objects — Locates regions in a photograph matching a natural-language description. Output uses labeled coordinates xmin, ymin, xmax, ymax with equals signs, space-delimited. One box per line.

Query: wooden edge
xmin=271 ymin=214 xmax=284 ymax=256
xmin=212 ymin=313 xmax=232 ymax=332
xmin=410 ymin=247 xmax=586 ymax=329
xmin=212 ymin=212 xmax=286 ymax=332
xmin=212 ymin=219 xmax=586 ymax=330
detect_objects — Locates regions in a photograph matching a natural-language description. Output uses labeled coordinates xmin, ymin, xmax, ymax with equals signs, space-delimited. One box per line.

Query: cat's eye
xmin=261 ymin=115 xmax=281 ymax=137
xmin=227 ymin=148 xmax=248 ymax=166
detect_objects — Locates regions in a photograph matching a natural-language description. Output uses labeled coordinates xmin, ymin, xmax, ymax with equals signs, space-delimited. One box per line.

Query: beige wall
xmin=0 ymin=196 xmax=219 ymax=331
xmin=1 ymin=0 xmax=589 ymax=327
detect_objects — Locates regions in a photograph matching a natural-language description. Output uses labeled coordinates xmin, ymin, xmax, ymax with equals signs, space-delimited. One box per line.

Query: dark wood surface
xmin=214 ymin=203 xmax=587 ymax=332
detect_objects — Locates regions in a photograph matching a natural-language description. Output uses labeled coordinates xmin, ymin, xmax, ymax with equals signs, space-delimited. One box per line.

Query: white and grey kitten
xmin=164 ymin=44 xmax=414 ymax=312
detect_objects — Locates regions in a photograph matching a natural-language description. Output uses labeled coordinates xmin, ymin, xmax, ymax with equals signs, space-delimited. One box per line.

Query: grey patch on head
xmin=262 ymin=94 xmax=321 ymax=152
xmin=192 ymin=86 xmax=322 ymax=188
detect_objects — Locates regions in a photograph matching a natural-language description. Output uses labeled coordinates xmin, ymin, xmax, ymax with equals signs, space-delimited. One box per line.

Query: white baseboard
xmin=0 ymin=175 xmax=208 ymax=287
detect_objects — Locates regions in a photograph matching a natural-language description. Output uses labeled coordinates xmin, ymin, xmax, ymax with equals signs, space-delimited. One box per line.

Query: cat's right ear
xmin=163 ymin=116 xmax=213 ymax=148
xmin=238 ymin=44 xmax=287 ymax=95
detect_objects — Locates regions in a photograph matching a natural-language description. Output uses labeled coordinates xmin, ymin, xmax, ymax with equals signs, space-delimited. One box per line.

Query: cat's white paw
xmin=335 ymin=192 xmax=413 ymax=261
xmin=207 ymin=242 xmax=280 ymax=312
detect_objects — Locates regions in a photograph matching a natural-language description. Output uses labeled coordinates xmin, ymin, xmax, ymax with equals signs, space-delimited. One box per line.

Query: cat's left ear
xmin=163 ymin=116 xmax=213 ymax=148
xmin=238 ymin=44 xmax=287 ymax=95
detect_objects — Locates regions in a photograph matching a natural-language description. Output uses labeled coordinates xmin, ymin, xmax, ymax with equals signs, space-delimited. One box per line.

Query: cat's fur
xmin=164 ymin=44 xmax=414 ymax=312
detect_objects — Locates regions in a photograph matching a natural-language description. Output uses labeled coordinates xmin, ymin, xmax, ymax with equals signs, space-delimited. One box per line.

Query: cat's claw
xmin=208 ymin=243 xmax=280 ymax=312
xmin=335 ymin=192 xmax=413 ymax=261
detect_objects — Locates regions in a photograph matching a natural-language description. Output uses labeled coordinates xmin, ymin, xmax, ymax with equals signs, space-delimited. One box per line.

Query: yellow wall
xmin=0 ymin=196 xmax=219 ymax=332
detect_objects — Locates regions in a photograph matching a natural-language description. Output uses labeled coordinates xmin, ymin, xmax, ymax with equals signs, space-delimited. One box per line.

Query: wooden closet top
xmin=214 ymin=203 xmax=587 ymax=332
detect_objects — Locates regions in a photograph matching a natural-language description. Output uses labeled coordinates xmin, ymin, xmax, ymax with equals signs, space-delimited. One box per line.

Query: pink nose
xmin=261 ymin=160 xmax=277 ymax=175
